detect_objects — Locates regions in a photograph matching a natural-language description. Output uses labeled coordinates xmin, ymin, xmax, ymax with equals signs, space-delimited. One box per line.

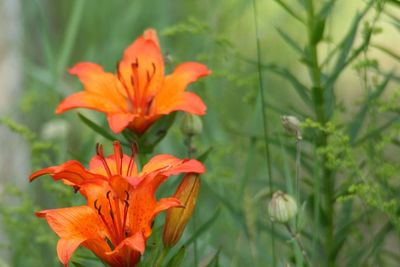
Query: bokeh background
xmin=0 ymin=0 xmax=399 ymax=266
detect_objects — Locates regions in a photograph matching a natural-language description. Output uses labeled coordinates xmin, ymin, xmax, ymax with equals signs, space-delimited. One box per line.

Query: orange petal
xmin=153 ymin=197 xmax=183 ymax=217
xmin=29 ymin=160 xmax=103 ymax=187
xmin=153 ymin=62 xmax=211 ymax=115
xmin=37 ymin=206 xmax=108 ymax=265
xmin=107 ymin=113 xmax=136 ymax=134
xmin=141 ymin=155 xmax=205 ymax=176
xmin=56 ymin=92 xmax=123 ymax=114
xmin=143 ymin=28 xmax=160 ymax=48
xmin=57 ymin=239 xmax=83 ymax=267
xmin=139 ymin=155 xmax=205 ymax=191
xmin=173 ymin=91 xmax=206 ymax=115
xmin=36 ymin=206 xmax=105 ymax=240
xmin=57 ymin=62 xmax=127 ymax=113
xmin=108 ymin=231 xmax=146 ymax=256
xmin=120 ymin=29 xmax=164 ymax=102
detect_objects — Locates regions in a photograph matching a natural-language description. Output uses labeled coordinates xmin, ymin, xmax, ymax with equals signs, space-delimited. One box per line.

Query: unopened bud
xmin=163 ymin=174 xmax=201 ymax=247
xmin=281 ymin=115 xmax=302 ymax=140
xmin=180 ymin=114 xmax=203 ymax=136
xmin=268 ymin=191 xmax=298 ymax=223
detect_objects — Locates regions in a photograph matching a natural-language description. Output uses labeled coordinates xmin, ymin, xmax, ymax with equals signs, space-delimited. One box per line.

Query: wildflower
xmin=29 ymin=141 xmax=205 ymax=267
xmin=56 ymin=29 xmax=211 ymax=134
xmin=268 ymin=191 xmax=298 ymax=223
xmin=163 ymin=173 xmax=200 ymax=247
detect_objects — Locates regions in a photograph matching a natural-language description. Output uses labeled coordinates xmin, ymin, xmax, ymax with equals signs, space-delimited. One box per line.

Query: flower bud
xmin=163 ymin=173 xmax=200 ymax=247
xmin=180 ymin=114 xmax=203 ymax=136
xmin=281 ymin=115 xmax=302 ymax=140
xmin=268 ymin=191 xmax=298 ymax=223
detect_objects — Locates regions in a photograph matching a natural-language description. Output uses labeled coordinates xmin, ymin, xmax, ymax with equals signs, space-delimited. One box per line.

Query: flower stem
xmin=185 ymin=134 xmax=198 ymax=267
xmin=285 ymin=224 xmax=312 ymax=267
xmin=252 ymin=0 xmax=276 ymax=265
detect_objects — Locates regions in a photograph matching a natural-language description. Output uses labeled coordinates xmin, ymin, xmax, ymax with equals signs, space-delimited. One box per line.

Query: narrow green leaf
xmin=261 ymin=64 xmax=312 ymax=106
xmin=205 ymin=249 xmax=221 ymax=267
xmin=197 ymin=147 xmax=213 ymax=163
xmin=276 ymin=27 xmax=303 ymax=54
xmin=325 ymin=0 xmax=374 ymax=88
xmin=182 ymin=208 xmax=220 ymax=248
xmin=138 ymin=113 xmax=177 ymax=152
xmin=318 ymin=0 xmax=336 ymax=18
xmin=77 ymin=113 xmax=116 ymax=142
xmin=311 ymin=16 xmax=326 ymax=45
xmin=165 ymin=246 xmax=186 ymax=267
xmin=72 ymin=261 xmax=86 ymax=267
xmin=57 ymin=0 xmax=85 ymax=79
xmin=372 ymin=43 xmax=400 ymax=62
xmin=355 ymin=116 xmax=400 ymax=145
xmin=274 ymin=0 xmax=305 ymax=24
xmin=348 ymin=74 xmax=392 ymax=143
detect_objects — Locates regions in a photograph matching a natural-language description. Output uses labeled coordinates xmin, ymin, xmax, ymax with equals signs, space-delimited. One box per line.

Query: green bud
xmin=268 ymin=191 xmax=298 ymax=223
xmin=180 ymin=114 xmax=203 ymax=136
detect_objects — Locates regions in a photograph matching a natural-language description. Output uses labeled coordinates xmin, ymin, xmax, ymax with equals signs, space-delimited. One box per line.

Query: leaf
xmin=71 ymin=261 xmax=86 ymax=267
xmin=77 ymin=113 xmax=116 ymax=141
xmin=276 ymin=27 xmax=303 ymax=54
xmin=197 ymin=147 xmax=213 ymax=163
xmin=261 ymin=64 xmax=312 ymax=106
xmin=182 ymin=208 xmax=220 ymax=248
xmin=138 ymin=112 xmax=177 ymax=152
xmin=274 ymin=0 xmax=305 ymax=24
xmin=348 ymin=74 xmax=392 ymax=143
xmin=165 ymin=246 xmax=186 ymax=267
xmin=205 ymin=249 xmax=221 ymax=267
xmin=311 ymin=16 xmax=326 ymax=45
xmin=325 ymin=0 xmax=374 ymax=89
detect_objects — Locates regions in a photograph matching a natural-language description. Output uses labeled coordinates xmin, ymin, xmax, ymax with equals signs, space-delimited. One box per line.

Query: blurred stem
xmin=185 ymin=134 xmax=198 ymax=267
xmin=252 ymin=0 xmax=276 ymax=265
xmin=285 ymin=224 xmax=312 ymax=267
xmin=154 ymin=247 xmax=170 ymax=267
xmin=295 ymin=139 xmax=301 ymax=204
xmin=305 ymin=0 xmax=333 ymax=266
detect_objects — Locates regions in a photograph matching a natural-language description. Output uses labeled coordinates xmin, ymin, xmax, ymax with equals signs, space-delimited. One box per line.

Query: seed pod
xmin=281 ymin=115 xmax=302 ymax=140
xmin=163 ymin=173 xmax=201 ymax=247
xmin=268 ymin=191 xmax=298 ymax=223
xmin=180 ymin=114 xmax=203 ymax=136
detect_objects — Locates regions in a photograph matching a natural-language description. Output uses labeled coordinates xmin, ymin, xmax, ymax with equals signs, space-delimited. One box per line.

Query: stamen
xmin=116 ymin=62 xmax=135 ymax=105
xmin=126 ymin=143 xmax=138 ymax=177
xmin=96 ymin=143 xmax=113 ymax=178
xmin=131 ymin=59 xmax=141 ymax=110
xmin=122 ymin=191 xmax=130 ymax=236
xmin=94 ymin=199 xmax=117 ymax=246
xmin=113 ymin=141 xmax=123 ymax=175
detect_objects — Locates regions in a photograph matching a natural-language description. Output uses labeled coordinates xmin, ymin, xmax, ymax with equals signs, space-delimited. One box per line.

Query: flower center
xmin=116 ymin=59 xmax=157 ymax=115
xmin=94 ymin=190 xmax=130 ymax=247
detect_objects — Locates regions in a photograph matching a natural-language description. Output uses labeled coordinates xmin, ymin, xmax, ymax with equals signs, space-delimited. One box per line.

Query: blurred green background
xmin=0 ymin=0 xmax=399 ymax=266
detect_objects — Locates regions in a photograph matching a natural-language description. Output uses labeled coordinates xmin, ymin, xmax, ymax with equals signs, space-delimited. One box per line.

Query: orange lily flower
xmin=56 ymin=28 xmax=211 ymax=134
xmin=29 ymin=141 xmax=205 ymax=267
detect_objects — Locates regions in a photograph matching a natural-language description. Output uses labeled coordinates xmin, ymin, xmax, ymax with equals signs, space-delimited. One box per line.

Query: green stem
xmin=252 ymin=0 xmax=276 ymax=265
xmin=305 ymin=0 xmax=333 ymax=265
xmin=185 ymin=135 xmax=197 ymax=267
xmin=285 ymin=224 xmax=312 ymax=267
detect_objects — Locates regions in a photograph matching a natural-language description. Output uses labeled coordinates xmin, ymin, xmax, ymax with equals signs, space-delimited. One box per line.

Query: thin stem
xmin=185 ymin=135 xmax=197 ymax=267
xmin=295 ymin=138 xmax=302 ymax=203
xmin=252 ymin=0 xmax=276 ymax=265
xmin=285 ymin=224 xmax=312 ymax=267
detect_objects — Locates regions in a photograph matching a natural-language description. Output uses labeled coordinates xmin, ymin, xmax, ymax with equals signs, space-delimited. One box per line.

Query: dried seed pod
xmin=281 ymin=115 xmax=302 ymax=140
xmin=268 ymin=191 xmax=298 ymax=223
